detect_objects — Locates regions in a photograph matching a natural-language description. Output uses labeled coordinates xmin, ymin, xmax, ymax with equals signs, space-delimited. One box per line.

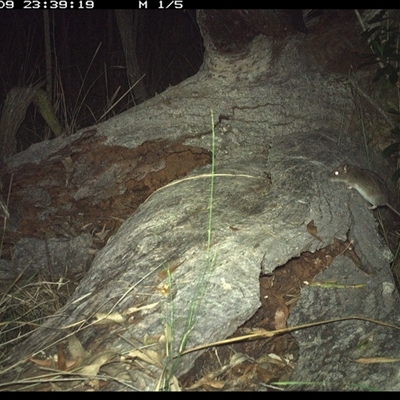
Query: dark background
xmin=0 ymin=9 xmax=204 ymax=149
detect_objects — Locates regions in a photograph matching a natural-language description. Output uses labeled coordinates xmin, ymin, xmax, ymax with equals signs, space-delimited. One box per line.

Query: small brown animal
xmin=329 ymin=163 xmax=400 ymax=217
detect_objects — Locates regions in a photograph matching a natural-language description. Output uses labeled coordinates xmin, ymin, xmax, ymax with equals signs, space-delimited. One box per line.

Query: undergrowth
xmin=0 ymin=270 xmax=80 ymax=364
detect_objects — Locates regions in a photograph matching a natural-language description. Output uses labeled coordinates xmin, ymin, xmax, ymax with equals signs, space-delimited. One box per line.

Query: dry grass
xmin=0 ymin=271 xmax=81 ymax=364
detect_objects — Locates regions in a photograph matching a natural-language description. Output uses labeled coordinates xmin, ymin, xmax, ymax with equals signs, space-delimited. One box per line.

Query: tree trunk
xmin=114 ymin=10 xmax=148 ymax=105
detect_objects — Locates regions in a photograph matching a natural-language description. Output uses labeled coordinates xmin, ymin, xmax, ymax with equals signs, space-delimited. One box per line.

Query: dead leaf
xmin=267 ymin=353 xmax=284 ymax=362
xmin=29 ymin=357 xmax=53 ymax=368
xmin=306 ymin=220 xmax=322 ymax=241
xmin=230 ymin=352 xmax=252 ymax=366
xmin=127 ymin=349 xmax=163 ymax=367
xmin=143 ymin=333 xmax=163 ymax=345
xmin=58 ymin=345 xmax=66 ymax=371
xmin=68 ymin=335 xmax=90 ymax=360
xmin=254 ymin=365 xmax=274 ymax=383
xmin=188 ymin=376 xmax=225 ymax=390
xmin=93 ymin=312 xmax=125 ymax=325
xmin=123 ymin=302 xmax=159 ymax=315
xmin=78 ymin=353 xmax=113 ymax=377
